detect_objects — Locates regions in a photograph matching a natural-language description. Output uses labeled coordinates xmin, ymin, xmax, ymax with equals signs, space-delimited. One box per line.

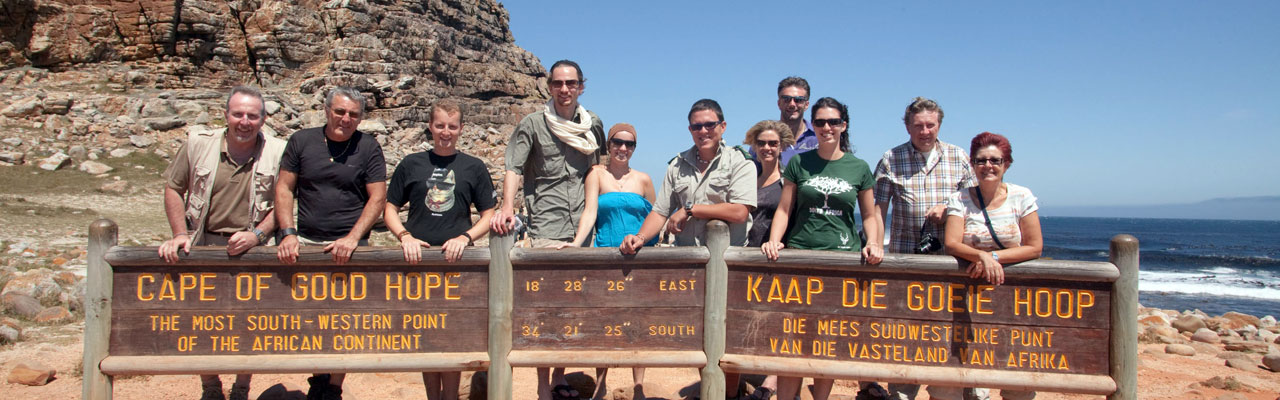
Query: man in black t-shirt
xmin=384 ymin=99 xmax=496 ymax=262
xmin=273 ymin=86 xmax=386 ymax=400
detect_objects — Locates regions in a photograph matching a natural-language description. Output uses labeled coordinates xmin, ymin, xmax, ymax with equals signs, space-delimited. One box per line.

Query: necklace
xmin=325 ymin=134 xmax=354 ymax=163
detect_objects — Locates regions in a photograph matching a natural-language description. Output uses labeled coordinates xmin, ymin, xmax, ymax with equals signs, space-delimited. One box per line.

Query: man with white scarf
xmin=492 ymin=60 xmax=606 ymax=400
xmin=493 ymin=59 xmax=606 ymax=248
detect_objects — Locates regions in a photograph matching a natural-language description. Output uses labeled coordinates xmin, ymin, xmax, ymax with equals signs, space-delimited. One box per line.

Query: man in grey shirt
xmin=491 ymin=59 xmax=605 ymax=248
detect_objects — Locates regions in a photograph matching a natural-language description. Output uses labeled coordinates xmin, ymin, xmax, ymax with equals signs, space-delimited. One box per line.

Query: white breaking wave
xmin=1139 ymin=270 xmax=1280 ymax=301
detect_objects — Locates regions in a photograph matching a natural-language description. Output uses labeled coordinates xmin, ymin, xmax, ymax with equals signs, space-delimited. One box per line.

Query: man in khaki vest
xmin=157 ymin=85 xmax=286 ymax=400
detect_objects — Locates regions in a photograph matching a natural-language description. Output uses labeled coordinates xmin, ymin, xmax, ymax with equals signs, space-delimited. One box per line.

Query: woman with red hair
xmin=942 ymin=131 xmax=1041 ymax=400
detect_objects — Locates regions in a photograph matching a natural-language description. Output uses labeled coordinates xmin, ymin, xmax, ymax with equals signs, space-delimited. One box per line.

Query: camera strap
xmin=973 ymin=187 xmax=1007 ymax=250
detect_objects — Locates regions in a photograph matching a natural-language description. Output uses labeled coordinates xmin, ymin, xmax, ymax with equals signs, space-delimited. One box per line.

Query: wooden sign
xmin=109 ymin=264 xmax=489 ymax=356
xmin=511 ymin=253 xmax=706 ymax=351
xmin=725 ymin=264 xmax=1112 ymax=376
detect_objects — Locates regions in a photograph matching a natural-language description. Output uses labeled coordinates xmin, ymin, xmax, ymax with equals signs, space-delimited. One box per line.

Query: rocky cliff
xmin=0 ymin=0 xmax=548 ymax=176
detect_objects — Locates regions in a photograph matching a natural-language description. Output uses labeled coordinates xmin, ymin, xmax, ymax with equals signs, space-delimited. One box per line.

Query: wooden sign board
xmin=725 ymin=265 xmax=1111 ymax=375
xmin=512 ymin=263 xmax=704 ymax=351
xmin=110 ymin=265 xmax=488 ymax=356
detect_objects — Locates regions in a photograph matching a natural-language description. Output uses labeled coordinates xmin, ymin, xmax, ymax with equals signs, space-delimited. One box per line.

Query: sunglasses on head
xmin=609 ymin=138 xmax=636 ymax=148
xmin=812 ymin=118 xmax=844 ymax=127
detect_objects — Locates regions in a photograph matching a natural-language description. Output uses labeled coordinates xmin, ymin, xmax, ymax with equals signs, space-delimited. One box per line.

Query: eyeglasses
xmin=754 ymin=140 xmax=781 ymax=147
xmin=550 ymin=79 xmax=581 ymax=89
xmin=609 ymin=138 xmax=636 ymax=148
xmin=779 ymin=95 xmax=808 ymax=104
xmin=330 ymin=108 xmax=362 ymax=119
xmin=974 ymin=157 xmax=1004 ymax=166
xmin=812 ymin=118 xmax=844 ymax=128
xmin=688 ymin=121 xmax=722 ymax=132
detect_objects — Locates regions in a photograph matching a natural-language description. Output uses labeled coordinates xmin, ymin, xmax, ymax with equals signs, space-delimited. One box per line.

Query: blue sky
xmin=502 ymin=1 xmax=1279 ymax=210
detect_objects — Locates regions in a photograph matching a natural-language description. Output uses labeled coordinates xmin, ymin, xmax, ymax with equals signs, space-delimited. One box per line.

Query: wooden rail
xmin=82 ymin=219 xmax=1137 ymax=400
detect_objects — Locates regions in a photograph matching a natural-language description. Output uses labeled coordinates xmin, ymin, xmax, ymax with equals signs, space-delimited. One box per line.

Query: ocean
xmin=1040 ymin=216 xmax=1280 ymax=318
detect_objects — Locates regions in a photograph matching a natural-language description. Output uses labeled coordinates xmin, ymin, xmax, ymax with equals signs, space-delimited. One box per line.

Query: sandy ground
xmin=2 ymin=328 xmax=1278 ymax=400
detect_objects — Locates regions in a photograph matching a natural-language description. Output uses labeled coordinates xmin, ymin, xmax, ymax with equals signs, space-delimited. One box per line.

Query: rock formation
xmin=0 ymin=0 xmax=550 ymax=173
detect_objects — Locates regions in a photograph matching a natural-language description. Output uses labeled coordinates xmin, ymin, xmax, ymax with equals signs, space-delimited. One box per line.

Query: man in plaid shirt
xmin=874 ymin=97 xmax=975 ymax=254
xmin=873 ymin=97 xmax=976 ymax=400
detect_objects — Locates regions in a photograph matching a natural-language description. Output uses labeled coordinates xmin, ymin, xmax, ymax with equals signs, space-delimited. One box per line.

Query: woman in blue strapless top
xmin=554 ymin=122 xmax=655 ymax=398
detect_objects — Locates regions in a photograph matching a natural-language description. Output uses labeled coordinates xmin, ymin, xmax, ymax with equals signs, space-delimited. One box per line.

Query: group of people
xmin=156 ymin=59 xmax=1043 ymax=400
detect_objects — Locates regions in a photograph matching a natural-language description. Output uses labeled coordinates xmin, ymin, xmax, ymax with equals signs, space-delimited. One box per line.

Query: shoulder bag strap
xmin=973 ymin=187 xmax=1007 ymax=250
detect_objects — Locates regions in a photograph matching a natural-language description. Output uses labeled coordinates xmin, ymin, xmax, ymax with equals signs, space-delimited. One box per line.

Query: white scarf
xmin=543 ymin=100 xmax=598 ymax=154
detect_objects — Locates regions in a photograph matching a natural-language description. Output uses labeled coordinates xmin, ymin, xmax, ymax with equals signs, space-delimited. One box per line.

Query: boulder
xmin=1263 ymin=353 xmax=1280 ymax=372
xmin=1173 ymin=314 xmax=1208 ymax=333
xmin=1220 ymin=312 xmax=1261 ymax=330
xmin=129 ymin=134 xmax=157 ymax=148
xmin=0 ymin=292 xmax=42 ymax=318
xmin=1 ymin=98 xmax=42 ymax=118
xmin=5 ymin=362 xmax=55 ymax=386
xmin=143 ymin=116 xmax=186 ymax=131
xmin=1165 ymin=344 xmax=1196 ymax=356
xmin=0 ymin=151 xmax=23 ymax=164
xmin=357 ymin=119 xmax=389 ymax=135
xmin=37 ymin=152 xmax=70 ymax=171
xmin=1260 ymin=315 xmax=1276 ymax=328
xmin=0 ymin=325 xmax=18 ymax=344
xmin=109 ymin=148 xmax=133 ymax=158
xmin=1223 ymin=339 xmax=1271 ymax=354
xmin=1191 ymin=328 xmax=1221 ymax=344
xmin=1140 ymin=325 xmax=1182 ymax=344
xmin=33 ymin=306 xmax=72 ymax=323
xmin=1224 ymin=357 xmax=1259 ymax=372
xmin=43 ymin=97 xmax=71 ymax=115
xmin=2 ymin=269 xmax=62 ymax=302
xmin=98 ymin=180 xmax=128 ymax=193
xmin=78 ymin=160 xmax=113 ymax=174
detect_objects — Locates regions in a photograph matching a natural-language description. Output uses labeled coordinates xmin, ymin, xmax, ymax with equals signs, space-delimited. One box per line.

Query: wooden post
xmin=489 ymin=232 xmax=515 ymax=400
xmin=700 ymin=220 xmax=728 ymax=400
xmin=1107 ymin=234 xmax=1139 ymax=400
xmin=83 ymin=219 xmax=117 ymax=400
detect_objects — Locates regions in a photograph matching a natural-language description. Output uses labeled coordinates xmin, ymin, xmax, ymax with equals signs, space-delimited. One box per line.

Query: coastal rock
xmin=1264 ymin=353 xmax=1280 ymax=372
xmin=2 ymin=269 xmax=62 ymax=303
xmin=1140 ymin=313 xmax=1171 ymax=327
xmin=98 ymin=180 xmax=128 ymax=194
xmin=33 ymin=306 xmax=71 ymax=323
xmin=1220 ymin=312 xmax=1262 ymax=330
xmin=1192 ymin=328 xmax=1221 ymax=344
xmin=0 ymin=293 xmax=42 ymax=318
xmin=1224 ymin=357 xmax=1259 ymax=372
xmin=1 ymin=97 xmax=42 ymax=118
xmin=1260 ymin=315 xmax=1277 ymax=328
xmin=0 ymin=325 xmax=18 ymax=344
xmin=37 ymin=152 xmax=70 ymax=171
xmin=1140 ymin=325 xmax=1183 ymax=344
xmin=357 ymin=119 xmax=389 ymax=136
xmin=5 ymin=362 xmax=55 ymax=386
xmin=0 ymin=151 xmax=23 ymax=164
xmin=129 ymin=135 xmax=156 ymax=148
xmin=1174 ymin=315 xmax=1208 ymax=333
xmin=77 ymin=160 xmax=113 ymax=174
xmin=1166 ymin=344 xmax=1197 ymax=356
xmin=1223 ymin=339 xmax=1271 ymax=354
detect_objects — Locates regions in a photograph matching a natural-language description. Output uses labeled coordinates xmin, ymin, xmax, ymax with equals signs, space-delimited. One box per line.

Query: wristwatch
xmin=684 ymin=201 xmax=694 ymax=217
xmin=252 ymin=228 xmax=269 ymax=244
xmin=991 ymin=252 xmax=1000 ymax=262
xmin=281 ymin=227 xmax=298 ymax=238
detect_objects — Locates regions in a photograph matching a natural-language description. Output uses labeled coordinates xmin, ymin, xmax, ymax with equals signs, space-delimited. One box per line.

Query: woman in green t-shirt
xmin=761 ymin=97 xmax=884 ymax=400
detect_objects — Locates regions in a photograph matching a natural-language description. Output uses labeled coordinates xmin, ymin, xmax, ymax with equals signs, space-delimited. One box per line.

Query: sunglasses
xmin=330 ymin=108 xmax=362 ymax=119
xmin=974 ymin=157 xmax=1005 ymax=166
xmin=550 ymin=79 xmax=581 ymax=89
xmin=688 ymin=121 xmax=722 ymax=132
xmin=779 ymin=95 xmax=808 ymax=104
xmin=609 ymin=138 xmax=637 ymax=148
xmin=812 ymin=118 xmax=845 ymax=128
xmin=754 ymin=140 xmax=781 ymax=147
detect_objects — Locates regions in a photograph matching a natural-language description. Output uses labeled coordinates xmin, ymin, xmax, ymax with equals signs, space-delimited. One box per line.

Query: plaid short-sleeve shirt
xmin=874 ymin=140 xmax=974 ymax=253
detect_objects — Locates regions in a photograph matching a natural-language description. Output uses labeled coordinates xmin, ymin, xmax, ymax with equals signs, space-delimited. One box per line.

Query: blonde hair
xmin=743 ymin=120 xmax=795 ymax=148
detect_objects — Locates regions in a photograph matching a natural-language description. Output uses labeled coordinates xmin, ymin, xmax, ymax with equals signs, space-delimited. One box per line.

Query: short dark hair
xmin=811 ymin=97 xmax=851 ymax=153
xmin=903 ymin=97 xmax=944 ymax=125
xmin=777 ymin=76 xmax=810 ymax=97
xmin=226 ymin=85 xmax=265 ymax=116
xmin=548 ymin=59 xmax=585 ymax=82
xmin=688 ymin=99 xmax=724 ymax=122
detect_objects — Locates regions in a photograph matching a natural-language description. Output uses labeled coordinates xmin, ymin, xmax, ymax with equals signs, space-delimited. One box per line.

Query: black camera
xmin=914 ymin=223 xmax=942 ymax=254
